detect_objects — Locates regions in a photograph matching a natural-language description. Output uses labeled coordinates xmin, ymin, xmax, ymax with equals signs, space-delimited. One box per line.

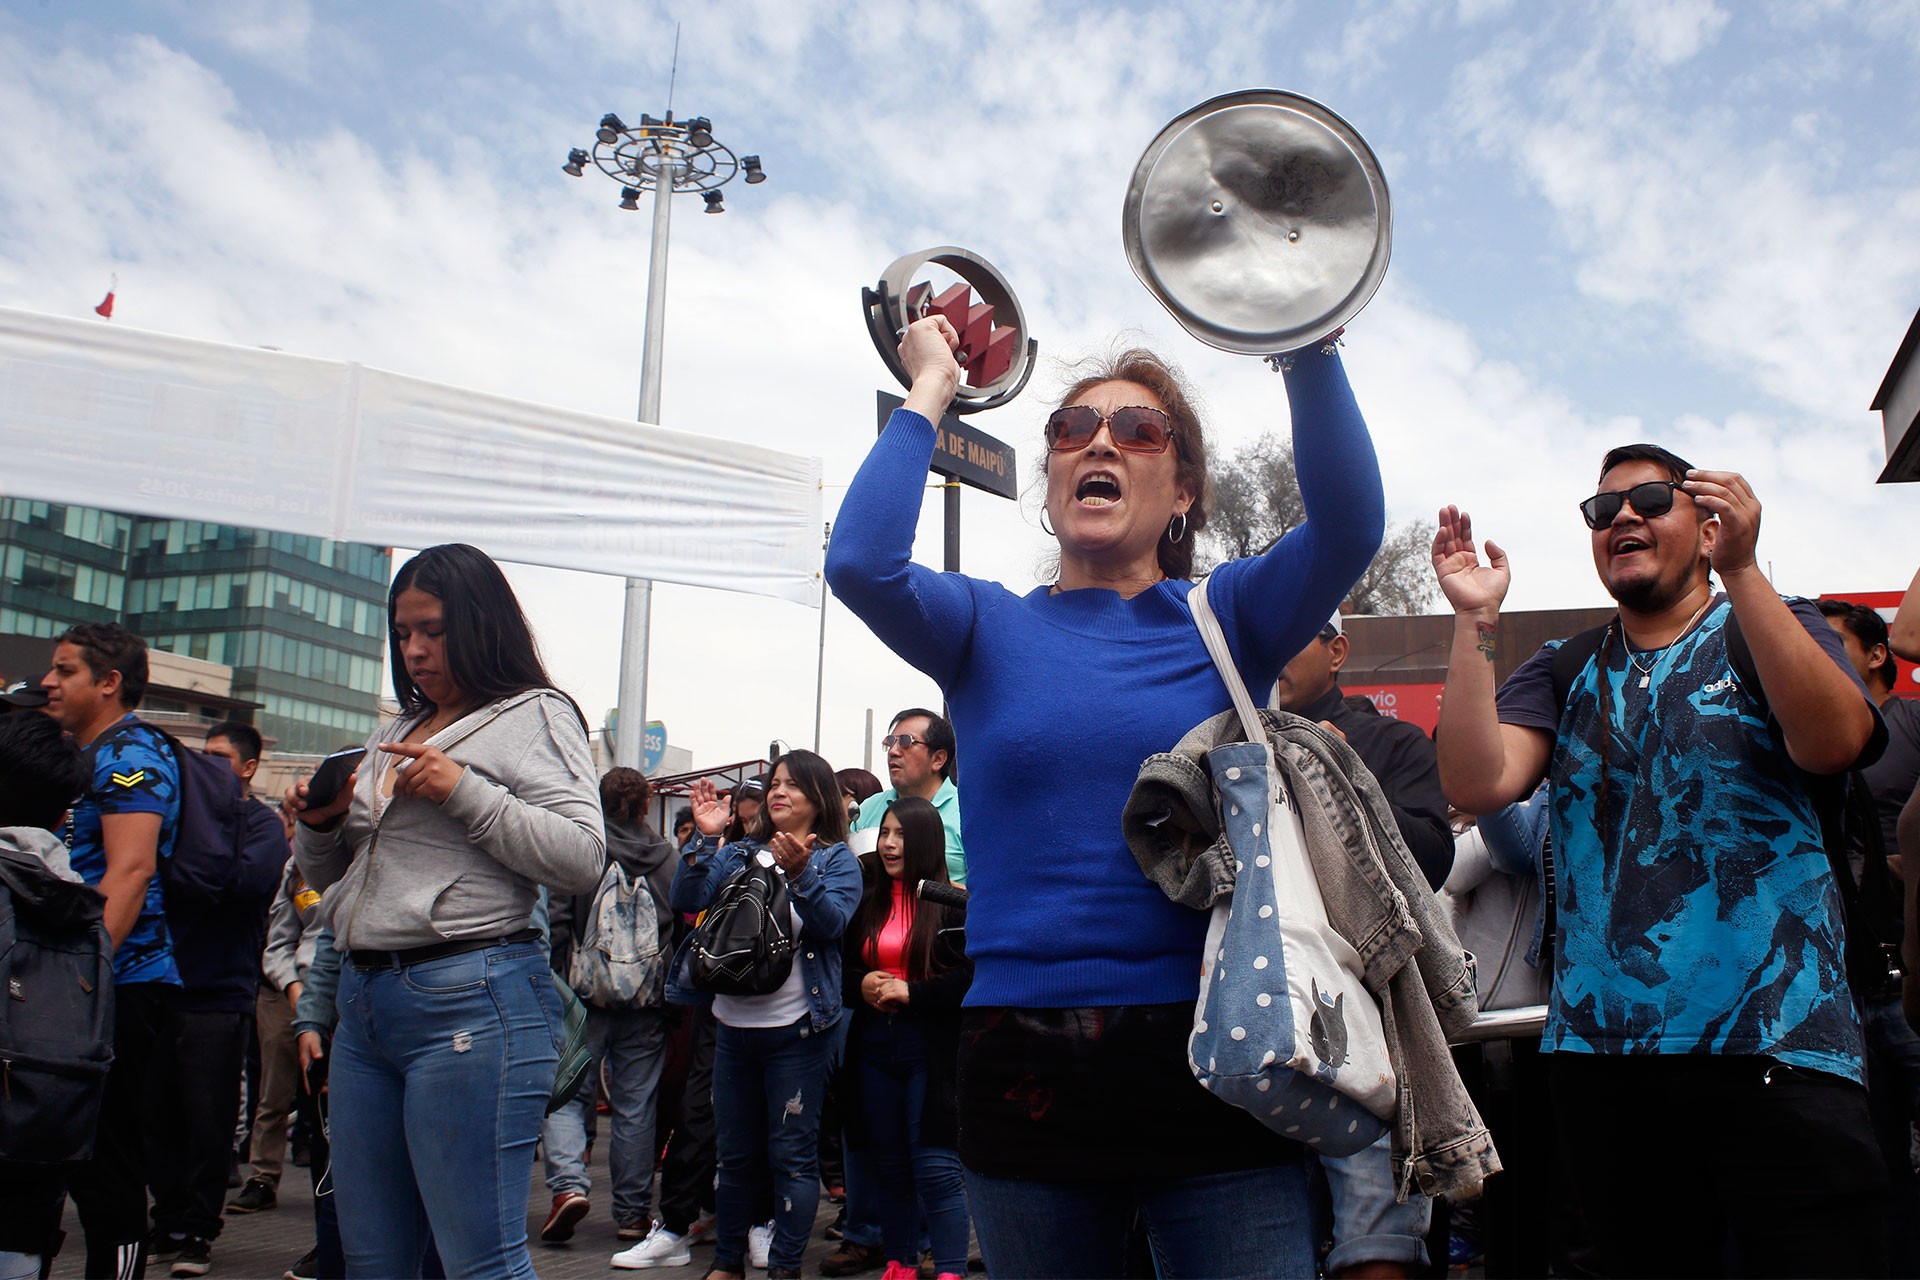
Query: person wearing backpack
xmin=539 ymin=766 xmax=678 ymax=1246
xmin=40 ymin=622 xmax=185 ymax=1280
xmin=0 ymin=710 xmax=109 ymax=1280
xmin=1431 ymin=445 xmax=1888 ymax=1276
xmin=665 ymin=750 xmax=862 ymax=1280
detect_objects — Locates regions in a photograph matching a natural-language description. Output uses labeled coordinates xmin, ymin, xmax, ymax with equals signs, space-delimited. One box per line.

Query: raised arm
xmin=1216 ymin=345 xmax=1386 ymax=679
xmin=1686 ymin=470 xmax=1877 ymax=775
xmin=1431 ymin=506 xmax=1552 ymax=813
xmin=1891 ymin=563 xmax=1920 ymax=662
xmin=824 ymin=316 xmax=979 ymax=689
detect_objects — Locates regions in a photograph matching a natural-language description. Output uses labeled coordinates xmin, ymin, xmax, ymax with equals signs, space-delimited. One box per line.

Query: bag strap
xmin=1187 ymin=579 xmax=1266 ymax=744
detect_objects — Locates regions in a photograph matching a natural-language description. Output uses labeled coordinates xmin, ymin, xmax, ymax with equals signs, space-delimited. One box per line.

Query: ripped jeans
xmin=713 ymin=1014 xmax=836 ymax=1273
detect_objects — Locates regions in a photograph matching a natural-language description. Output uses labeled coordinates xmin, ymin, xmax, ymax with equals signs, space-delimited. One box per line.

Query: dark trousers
xmin=69 ymin=981 xmax=180 ymax=1279
xmin=150 ymin=1007 xmax=251 ymax=1242
xmin=657 ymin=1004 xmax=718 ymax=1235
xmin=300 ymin=1034 xmax=345 ymax=1280
xmin=1550 ymin=1052 xmax=1888 ymax=1278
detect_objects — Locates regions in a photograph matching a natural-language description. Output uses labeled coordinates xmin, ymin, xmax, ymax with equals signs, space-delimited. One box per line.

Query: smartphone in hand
xmin=304 ymin=746 xmax=368 ymax=809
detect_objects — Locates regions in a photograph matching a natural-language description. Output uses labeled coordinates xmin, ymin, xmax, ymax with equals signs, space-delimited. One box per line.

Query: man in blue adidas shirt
xmin=42 ymin=622 xmax=183 ymax=1279
xmin=1430 ymin=445 xmax=1888 ymax=1277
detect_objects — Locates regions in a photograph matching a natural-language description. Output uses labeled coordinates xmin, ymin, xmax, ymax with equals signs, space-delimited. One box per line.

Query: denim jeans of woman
xmin=713 ymin=1015 xmax=837 ymax=1273
xmin=857 ymin=1013 xmax=970 ymax=1275
xmin=330 ymin=942 xmax=560 ymax=1278
xmin=963 ymin=1162 xmax=1316 ymax=1279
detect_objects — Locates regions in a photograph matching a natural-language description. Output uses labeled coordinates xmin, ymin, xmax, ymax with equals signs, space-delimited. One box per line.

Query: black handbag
xmin=687 ymin=849 xmax=795 ymax=996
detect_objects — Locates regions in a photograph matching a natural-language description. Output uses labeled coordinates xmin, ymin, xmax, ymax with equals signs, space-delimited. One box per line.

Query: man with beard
xmin=1429 ymin=444 xmax=1888 ymax=1277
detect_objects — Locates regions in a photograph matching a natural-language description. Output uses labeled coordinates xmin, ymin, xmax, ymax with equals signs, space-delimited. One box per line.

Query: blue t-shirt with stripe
xmin=66 ymin=714 xmax=182 ymax=986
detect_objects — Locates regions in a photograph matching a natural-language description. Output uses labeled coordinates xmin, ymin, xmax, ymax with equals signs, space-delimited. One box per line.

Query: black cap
xmin=1 ymin=679 xmax=49 ymax=710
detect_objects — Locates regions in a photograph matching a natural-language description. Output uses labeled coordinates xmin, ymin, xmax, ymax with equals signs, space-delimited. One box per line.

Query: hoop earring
xmin=1040 ymin=508 xmax=1056 ymax=537
xmin=1167 ymin=511 xmax=1188 ymax=544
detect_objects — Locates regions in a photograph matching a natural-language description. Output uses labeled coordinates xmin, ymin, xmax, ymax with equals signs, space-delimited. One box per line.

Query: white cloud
xmin=1613 ymin=0 xmax=1729 ymax=65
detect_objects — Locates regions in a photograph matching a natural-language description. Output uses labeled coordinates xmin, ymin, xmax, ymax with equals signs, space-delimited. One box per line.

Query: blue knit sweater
xmin=825 ymin=350 xmax=1384 ymax=1007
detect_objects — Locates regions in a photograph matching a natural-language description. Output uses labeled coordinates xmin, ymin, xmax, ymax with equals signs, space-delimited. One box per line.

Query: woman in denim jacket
xmin=670 ymin=749 xmax=863 ymax=1280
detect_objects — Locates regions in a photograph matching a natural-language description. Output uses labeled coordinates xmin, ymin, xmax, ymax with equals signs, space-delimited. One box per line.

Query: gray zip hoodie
xmin=296 ymin=689 xmax=605 ymax=952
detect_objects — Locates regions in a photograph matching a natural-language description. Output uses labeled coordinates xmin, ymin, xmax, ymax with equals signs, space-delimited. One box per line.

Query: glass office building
xmin=1 ymin=500 xmax=390 ymax=756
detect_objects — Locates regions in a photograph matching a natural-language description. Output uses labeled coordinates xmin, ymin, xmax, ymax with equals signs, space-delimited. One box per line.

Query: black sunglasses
xmin=1044 ymin=404 xmax=1176 ymax=454
xmin=1578 ymin=480 xmax=1684 ymax=530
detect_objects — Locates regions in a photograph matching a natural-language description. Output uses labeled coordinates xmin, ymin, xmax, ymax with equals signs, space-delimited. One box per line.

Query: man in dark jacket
xmin=1274 ymin=612 xmax=1453 ymax=889
xmin=542 ymin=767 xmax=679 ymax=1247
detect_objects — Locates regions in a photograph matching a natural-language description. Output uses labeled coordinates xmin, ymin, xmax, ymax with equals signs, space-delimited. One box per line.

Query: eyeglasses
xmin=1044 ymin=404 xmax=1176 ymax=454
xmin=1578 ymin=480 xmax=1684 ymax=530
xmin=882 ymin=733 xmax=926 ymax=751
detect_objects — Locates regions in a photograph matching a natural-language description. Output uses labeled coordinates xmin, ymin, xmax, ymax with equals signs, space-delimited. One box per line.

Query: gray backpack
xmin=567 ymin=861 xmax=668 ymax=1009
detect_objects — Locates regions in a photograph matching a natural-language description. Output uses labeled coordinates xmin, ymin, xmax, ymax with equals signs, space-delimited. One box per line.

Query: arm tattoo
xmin=1475 ymin=622 xmax=1497 ymax=663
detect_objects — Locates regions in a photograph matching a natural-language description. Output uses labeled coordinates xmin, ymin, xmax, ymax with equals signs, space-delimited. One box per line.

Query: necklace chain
xmin=1624 ymin=594 xmax=1713 ymax=683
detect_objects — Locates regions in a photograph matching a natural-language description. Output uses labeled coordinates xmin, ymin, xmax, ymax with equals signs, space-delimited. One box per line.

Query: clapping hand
xmin=767 ymin=830 xmax=817 ymax=876
xmin=688 ymin=778 xmax=730 ymax=839
xmin=1432 ymin=505 xmax=1510 ymax=615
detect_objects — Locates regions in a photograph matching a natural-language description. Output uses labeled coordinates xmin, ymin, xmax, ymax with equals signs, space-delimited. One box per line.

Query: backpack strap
xmin=1549 ymin=623 xmax=1612 ymax=718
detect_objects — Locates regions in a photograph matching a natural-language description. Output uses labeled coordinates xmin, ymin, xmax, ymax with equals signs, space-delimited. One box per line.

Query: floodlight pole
xmin=614 ymin=154 xmax=677 ymax=772
xmin=566 ymin=112 xmax=766 ymax=768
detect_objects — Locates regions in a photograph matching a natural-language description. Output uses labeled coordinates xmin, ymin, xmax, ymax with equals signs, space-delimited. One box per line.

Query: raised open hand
xmin=689 ymin=778 xmax=729 ymax=838
xmin=1432 ymin=505 xmax=1511 ymax=615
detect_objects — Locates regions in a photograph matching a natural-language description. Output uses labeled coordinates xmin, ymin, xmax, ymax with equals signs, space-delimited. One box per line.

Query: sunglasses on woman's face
xmin=1578 ymin=480 xmax=1684 ymax=530
xmin=1044 ymin=404 xmax=1176 ymax=454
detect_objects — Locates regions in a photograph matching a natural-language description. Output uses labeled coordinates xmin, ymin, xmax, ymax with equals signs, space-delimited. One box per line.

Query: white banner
xmin=0 ymin=307 xmax=823 ymax=605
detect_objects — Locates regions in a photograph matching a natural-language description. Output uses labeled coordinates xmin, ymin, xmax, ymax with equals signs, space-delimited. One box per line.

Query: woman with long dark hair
xmin=841 ymin=797 xmax=972 ymax=1280
xmin=290 ymin=543 xmax=604 ymax=1278
xmin=668 ymin=749 xmax=862 ymax=1280
xmin=826 ymin=318 xmax=1385 ymax=1276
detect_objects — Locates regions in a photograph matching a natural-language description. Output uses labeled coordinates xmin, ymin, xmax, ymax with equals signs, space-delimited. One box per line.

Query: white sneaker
xmin=685 ymin=1210 xmax=718 ymax=1244
xmin=748 ymin=1221 xmax=774 ymax=1269
xmin=611 ymin=1223 xmax=692 ymax=1270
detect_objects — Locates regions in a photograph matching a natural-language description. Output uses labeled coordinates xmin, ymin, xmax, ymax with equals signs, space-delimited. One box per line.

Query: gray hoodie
xmin=296 ymin=689 xmax=605 ymax=952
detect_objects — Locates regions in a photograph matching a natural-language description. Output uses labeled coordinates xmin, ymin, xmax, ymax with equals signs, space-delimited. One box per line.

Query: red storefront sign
xmin=1342 ymin=681 xmax=1444 ymax=735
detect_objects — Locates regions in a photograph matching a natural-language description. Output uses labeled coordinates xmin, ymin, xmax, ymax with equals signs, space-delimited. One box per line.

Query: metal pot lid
xmin=1123 ymin=90 xmax=1391 ymax=355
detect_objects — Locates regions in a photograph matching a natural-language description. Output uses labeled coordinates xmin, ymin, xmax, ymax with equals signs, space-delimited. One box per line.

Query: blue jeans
xmin=1313 ymin=1131 xmax=1432 ymax=1272
xmin=964 ymin=1162 xmax=1316 ymax=1279
xmin=542 ymin=1005 xmax=669 ymax=1224
xmin=330 ymin=942 xmax=560 ymax=1279
xmin=857 ymin=1015 xmax=969 ymax=1273
xmin=713 ymin=1015 xmax=837 ymax=1272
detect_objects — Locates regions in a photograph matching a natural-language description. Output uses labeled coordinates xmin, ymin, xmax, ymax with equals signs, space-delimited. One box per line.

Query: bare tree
xmin=1198 ymin=432 xmax=1435 ymax=615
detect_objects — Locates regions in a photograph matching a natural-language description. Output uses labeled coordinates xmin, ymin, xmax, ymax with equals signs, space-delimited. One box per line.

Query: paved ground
xmin=50 ymin=1147 xmax=850 ymax=1280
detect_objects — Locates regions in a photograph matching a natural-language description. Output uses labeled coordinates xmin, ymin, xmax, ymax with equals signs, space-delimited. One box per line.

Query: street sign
xmin=876 ymin=391 xmax=1017 ymax=500
xmin=641 ymin=721 xmax=668 ymax=774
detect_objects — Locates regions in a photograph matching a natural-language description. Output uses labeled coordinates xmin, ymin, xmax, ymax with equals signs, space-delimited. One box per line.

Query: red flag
xmin=95 ymin=274 xmax=117 ymax=318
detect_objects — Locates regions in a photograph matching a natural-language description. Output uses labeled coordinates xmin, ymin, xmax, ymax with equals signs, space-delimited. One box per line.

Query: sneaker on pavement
xmin=227 ymin=1176 xmax=278 ymax=1214
xmin=171 ymin=1238 xmax=213 ymax=1278
xmin=148 ymin=1233 xmax=189 ymax=1264
xmin=684 ymin=1210 xmax=718 ymax=1244
xmin=747 ymin=1221 xmax=774 ymax=1269
xmin=540 ymin=1191 xmax=592 ymax=1244
xmin=616 ymin=1220 xmax=650 ymax=1241
xmin=612 ymin=1224 xmax=692 ymax=1269
xmin=880 ymin=1263 xmax=919 ymax=1280
xmin=284 ymin=1248 xmax=320 ymax=1280
xmin=819 ymin=1241 xmax=886 ymax=1277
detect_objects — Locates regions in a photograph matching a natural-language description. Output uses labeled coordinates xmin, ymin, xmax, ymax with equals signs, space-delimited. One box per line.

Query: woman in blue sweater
xmin=824 ymin=315 xmax=1385 ymax=1278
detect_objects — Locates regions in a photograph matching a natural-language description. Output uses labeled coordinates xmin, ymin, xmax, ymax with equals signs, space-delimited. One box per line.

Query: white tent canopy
xmin=0 ymin=307 xmax=823 ymax=605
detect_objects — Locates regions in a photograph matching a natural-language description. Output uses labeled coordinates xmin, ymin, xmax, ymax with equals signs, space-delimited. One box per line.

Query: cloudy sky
xmin=4 ymin=0 xmax=1918 ymax=772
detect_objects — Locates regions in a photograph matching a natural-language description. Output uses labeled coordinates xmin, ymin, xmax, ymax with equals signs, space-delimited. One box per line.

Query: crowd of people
xmin=0 ymin=308 xmax=1916 ymax=1280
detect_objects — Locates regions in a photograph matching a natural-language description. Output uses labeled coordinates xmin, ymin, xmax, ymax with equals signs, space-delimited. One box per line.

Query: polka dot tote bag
xmin=1188 ymin=580 xmax=1395 ymax=1156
